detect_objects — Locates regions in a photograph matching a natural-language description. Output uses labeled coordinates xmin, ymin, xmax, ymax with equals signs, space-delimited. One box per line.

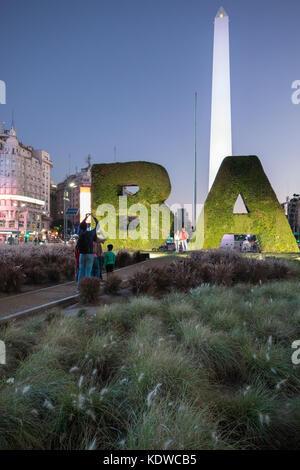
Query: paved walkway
xmin=0 ymin=256 xmax=174 ymax=321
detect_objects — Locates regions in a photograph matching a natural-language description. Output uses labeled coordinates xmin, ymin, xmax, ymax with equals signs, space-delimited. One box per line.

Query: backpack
xmin=77 ymin=231 xmax=90 ymax=254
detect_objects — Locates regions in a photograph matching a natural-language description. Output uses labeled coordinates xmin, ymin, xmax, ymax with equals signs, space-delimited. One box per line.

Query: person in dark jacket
xmin=77 ymin=213 xmax=99 ymax=285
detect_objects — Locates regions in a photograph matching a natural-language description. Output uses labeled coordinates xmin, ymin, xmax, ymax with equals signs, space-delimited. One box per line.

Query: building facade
xmin=50 ymin=162 xmax=91 ymax=233
xmin=0 ymin=124 xmax=52 ymax=239
xmin=281 ymin=195 xmax=300 ymax=236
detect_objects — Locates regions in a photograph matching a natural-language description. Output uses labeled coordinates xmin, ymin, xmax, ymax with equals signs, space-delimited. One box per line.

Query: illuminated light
xmin=0 ymin=195 xmax=45 ymax=206
xmin=220 ymin=13 xmax=223 ymax=17
xmin=80 ymin=187 xmax=91 ymax=223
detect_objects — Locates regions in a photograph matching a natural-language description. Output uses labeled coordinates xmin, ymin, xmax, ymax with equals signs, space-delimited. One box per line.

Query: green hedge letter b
xmin=91 ymin=161 xmax=172 ymax=250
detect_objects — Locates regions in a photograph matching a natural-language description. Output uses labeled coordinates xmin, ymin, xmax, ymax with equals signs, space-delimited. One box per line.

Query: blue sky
xmin=1 ymin=0 xmax=300 ymax=208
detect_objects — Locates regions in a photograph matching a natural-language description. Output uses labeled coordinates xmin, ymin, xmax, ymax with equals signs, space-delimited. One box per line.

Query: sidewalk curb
xmin=0 ymin=295 xmax=79 ymax=322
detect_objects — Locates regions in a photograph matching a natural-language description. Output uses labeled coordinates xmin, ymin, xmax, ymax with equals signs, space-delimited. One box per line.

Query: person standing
xmin=174 ymin=230 xmax=180 ymax=252
xmin=73 ymin=234 xmax=80 ymax=282
xmin=180 ymin=227 xmax=189 ymax=252
xmin=77 ymin=213 xmax=99 ymax=286
xmin=103 ymin=244 xmax=116 ymax=277
xmin=91 ymin=235 xmax=106 ymax=279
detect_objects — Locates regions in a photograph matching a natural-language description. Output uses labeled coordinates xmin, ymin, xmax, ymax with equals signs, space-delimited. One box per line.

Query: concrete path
xmin=0 ymin=256 xmax=174 ymax=321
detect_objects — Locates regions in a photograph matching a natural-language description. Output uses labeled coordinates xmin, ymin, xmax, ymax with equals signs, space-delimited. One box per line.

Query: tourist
xmin=77 ymin=213 xmax=99 ymax=286
xmin=242 ymin=239 xmax=250 ymax=252
xmin=103 ymin=244 xmax=116 ymax=277
xmin=74 ymin=234 xmax=79 ymax=282
xmin=174 ymin=230 xmax=180 ymax=252
xmin=91 ymin=235 xmax=106 ymax=279
xmin=180 ymin=227 xmax=189 ymax=252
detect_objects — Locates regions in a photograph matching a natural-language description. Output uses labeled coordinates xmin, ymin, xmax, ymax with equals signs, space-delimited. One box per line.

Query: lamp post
xmin=63 ymin=181 xmax=77 ymax=243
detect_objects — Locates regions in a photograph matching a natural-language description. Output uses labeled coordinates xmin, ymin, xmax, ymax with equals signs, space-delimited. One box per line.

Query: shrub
xmin=45 ymin=308 xmax=64 ymax=323
xmin=77 ymin=308 xmax=87 ymax=318
xmin=132 ymin=251 xmax=149 ymax=264
xmin=92 ymin=297 xmax=161 ymax=334
xmin=45 ymin=265 xmax=61 ymax=283
xmin=0 ymin=245 xmax=75 ymax=290
xmin=0 ymin=324 xmax=39 ymax=379
xmin=104 ymin=275 xmax=122 ymax=295
xmin=116 ymin=250 xmax=132 ymax=268
xmin=124 ymin=399 xmax=219 ymax=450
xmin=0 ymin=263 xmax=25 ymax=293
xmin=24 ymin=265 xmax=47 ymax=284
xmin=79 ymin=277 xmax=101 ymax=304
xmin=1 ymin=280 xmax=300 ymax=450
xmin=149 ymin=267 xmax=173 ymax=292
xmin=60 ymin=259 xmax=75 ymax=280
xmin=126 ymin=251 xmax=297 ymax=294
xmin=128 ymin=270 xmax=155 ymax=295
xmin=213 ymin=384 xmax=277 ymax=446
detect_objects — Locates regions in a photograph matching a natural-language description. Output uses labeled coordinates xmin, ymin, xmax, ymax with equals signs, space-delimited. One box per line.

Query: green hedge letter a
xmin=192 ymin=156 xmax=298 ymax=253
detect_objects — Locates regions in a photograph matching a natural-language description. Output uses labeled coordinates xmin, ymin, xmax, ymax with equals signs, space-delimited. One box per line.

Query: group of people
xmin=174 ymin=228 xmax=189 ymax=252
xmin=75 ymin=215 xmax=190 ymax=290
xmin=75 ymin=213 xmax=116 ymax=290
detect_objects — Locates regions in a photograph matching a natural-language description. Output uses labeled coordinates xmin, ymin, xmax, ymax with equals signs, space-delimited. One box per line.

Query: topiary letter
xmin=91 ymin=161 xmax=172 ymax=250
xmin=191 ymin=156 xmax=298 ymax=253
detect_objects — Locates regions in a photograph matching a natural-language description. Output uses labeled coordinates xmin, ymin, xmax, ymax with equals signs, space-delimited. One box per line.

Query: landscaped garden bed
xmin=0 ymin=250 xmax=299 ymax=449
xmin=0 ymin=245 xmax=149 ymax=294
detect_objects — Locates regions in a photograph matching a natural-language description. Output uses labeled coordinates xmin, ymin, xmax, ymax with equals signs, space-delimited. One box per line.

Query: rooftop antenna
xmin=86 ymin=154 xmax=92 ymax=168
xmin=11 ymin=109 xmax=15 ymax=128
xmin=193 ymin=91 xmax=198 ymax=228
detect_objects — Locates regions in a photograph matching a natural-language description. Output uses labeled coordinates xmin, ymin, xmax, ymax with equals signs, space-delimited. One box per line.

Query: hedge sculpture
xmin=91 ymin=161 xmax=172 ymax=250
xmin=190 ymin=156 xmax=298 ymax=253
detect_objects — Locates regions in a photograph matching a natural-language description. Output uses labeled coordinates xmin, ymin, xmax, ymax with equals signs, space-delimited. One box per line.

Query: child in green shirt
xmin=103 ymin=244 xmax=116 ymax=276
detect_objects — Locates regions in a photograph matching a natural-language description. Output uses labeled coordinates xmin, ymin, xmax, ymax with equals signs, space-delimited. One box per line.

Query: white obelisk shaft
xmin=209 ymin=7 xmax=232 ymax=190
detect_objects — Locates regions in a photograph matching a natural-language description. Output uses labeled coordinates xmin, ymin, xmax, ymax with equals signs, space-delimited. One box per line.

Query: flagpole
xmin=193 ymin=91 xmax=197 ymax=228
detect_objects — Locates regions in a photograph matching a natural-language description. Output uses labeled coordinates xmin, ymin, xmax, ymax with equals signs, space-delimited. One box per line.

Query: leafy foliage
xmin=128 ymin=250 xmax=297 ymax=293
xmin=1 ymin=282 xmax=300 ymax=449
xmin=191 ymin=156 xmax=298 ymax=253
xmin=79 ymin=277 xmax=101 ymax=304
xmin=91 ymin=161 xmax=173 ymax=249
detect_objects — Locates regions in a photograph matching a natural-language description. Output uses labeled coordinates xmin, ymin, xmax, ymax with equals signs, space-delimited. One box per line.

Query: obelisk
xmin=209 ymin=6 xmax=232 ymax=190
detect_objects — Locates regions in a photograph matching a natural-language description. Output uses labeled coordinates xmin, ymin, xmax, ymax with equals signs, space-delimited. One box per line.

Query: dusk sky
xmin=1 ymin=0 xmax=300 ymax=209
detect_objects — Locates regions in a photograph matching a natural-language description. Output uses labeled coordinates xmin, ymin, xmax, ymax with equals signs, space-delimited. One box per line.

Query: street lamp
xmin=63 ymin=182 xmax=77 ymax=243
